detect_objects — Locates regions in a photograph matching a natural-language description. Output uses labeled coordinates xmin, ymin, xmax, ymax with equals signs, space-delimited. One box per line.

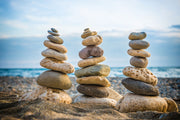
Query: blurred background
xmin=0 ymin=0 xmax=180 ymax=77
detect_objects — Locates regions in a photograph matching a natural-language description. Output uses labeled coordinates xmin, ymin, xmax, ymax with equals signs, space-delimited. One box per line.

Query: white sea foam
xmin=0 ymin=67 xmax=180 ymax=78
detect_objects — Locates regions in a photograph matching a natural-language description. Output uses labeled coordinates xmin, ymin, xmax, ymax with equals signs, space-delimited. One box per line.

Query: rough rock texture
xmin=129 ymin=40 xmax=150 ymax=50
xmin=130 ymin=56 xmax=148 ymax=68
xmin=20 ymin=85 xmax=72 ymax=104
xmin=123 ymin=66 xmax=158 ymax=86
xmin=78 ymin=56 xmax=106 ymax=68
xmin=107 ymin=88 xmax=123 ymax=101
xmin=41 ymin=49 xmax=67 ymax=61
xmin=75 ymin=64 xmax=110 ymax=78
xmin=122 ymin=78 xmax=159 ymax=96
xmin=81 ymin=28 xmax=97 ymax=38
xmin=47 ymin=35 xmax=63 ymax=44
xmin=74 ymin=95 xmax=117 ymax=107
xmin=37 ymin=70 xmax=72 ymax=90
xmin=116 ymin=93 xmax=168 ymax=113
xmin=79 ymin=46 xmax=104 ymax=59
xmin=77 ymin=85 xmax=109 ymax=98
xmin=127 ymin=49 xmax=151 ymax=57
xmin=76 ymin=76 xmax=111 ymax=87
xmin=128 ymin=32 xmax=146 ymax=40
xmin=164 ymin=97 xmax=179 ymax=112
xmin=44 ymin=40 xmax=67 ymax=53
xmin=82 ymin=35 xmax=103 ymax=46
xmin=40 ymin=58 xmax=74 ymax=74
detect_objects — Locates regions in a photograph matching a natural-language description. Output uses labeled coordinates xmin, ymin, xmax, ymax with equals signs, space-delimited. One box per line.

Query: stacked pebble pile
xmin=21 ymin=28 xmax=74 ymax=104
xmin=116 ymin=32 xmax=178 ymax=112
xmin=74 ymin=28 xmax=122 ymax=106
xmin=122 ymin=32 xmax=160 ymax=96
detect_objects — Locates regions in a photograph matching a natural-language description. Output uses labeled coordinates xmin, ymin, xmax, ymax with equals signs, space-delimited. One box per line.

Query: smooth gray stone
xmin=122 ymin=78 xmax=159 ymax=96
xmin=48 ymin=30 xmax=60 ymax=36
xmin=51 ymin=28 xmax=58 ymax=33
xmin=129 ymin=40 xmax=150 ymax=50
xmin=75 ymin=64 xmax=110 ymax=78
xmin=130 ymin=56 xmax=148 ymax=68
xmin=47 ymin=35 xmax=63 ymax=44
xmin=77 ymin=84 xmax=109 ymax=98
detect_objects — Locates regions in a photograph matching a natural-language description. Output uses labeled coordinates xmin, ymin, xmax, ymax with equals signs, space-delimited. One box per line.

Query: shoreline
xmin=0 ymin=76 xmax=179 ymax=119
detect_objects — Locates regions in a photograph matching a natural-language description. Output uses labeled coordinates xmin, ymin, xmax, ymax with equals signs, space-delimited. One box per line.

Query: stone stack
xmin=74 ymin=28 xmax=122 ymax=107
xmin=31 ymin=28 xmax=74 ymax=104
xmin=116 ymin=32 xmax=178 ymax=112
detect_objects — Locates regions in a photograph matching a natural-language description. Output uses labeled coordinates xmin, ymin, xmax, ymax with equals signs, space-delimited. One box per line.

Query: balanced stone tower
xmin=116 ymin=32 xmax=178 ymax=112
xmin=73 ymin=28 xmax=122 ymax=107
xmin=21 ymin=28 xmax=74 ymax=104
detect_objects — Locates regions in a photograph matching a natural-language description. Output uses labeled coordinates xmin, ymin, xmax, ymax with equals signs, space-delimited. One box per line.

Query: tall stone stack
xmin=116 ymin=32 xmax=178 ymax=112
xmin=73 ymin=28 xmax=121 ymax=107
xmin=21 ymin=28 xmax=74 ymax=104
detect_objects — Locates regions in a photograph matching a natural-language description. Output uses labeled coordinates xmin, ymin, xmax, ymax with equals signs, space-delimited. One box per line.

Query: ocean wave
xmin=0 ymin=67 xmax=180 ymax=78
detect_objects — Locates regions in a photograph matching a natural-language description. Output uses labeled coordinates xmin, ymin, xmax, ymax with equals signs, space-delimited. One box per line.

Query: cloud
xmin=170 ymin=25 xmax=180 ymax=29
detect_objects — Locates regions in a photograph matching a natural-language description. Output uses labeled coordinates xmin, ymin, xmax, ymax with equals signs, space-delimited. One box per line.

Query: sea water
xmin=0 ymin=67 xmax=180 ymax=78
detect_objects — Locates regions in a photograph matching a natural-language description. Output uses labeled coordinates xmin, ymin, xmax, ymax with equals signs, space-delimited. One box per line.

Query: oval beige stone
xmin=44 ymin=40 xmax=67 ymax=53
xmin=128 ymin=32 xmax=146 ymax=40
xmin=76 ymin=76 xmax=111 ymax=87
xmin=78 ymin=56 xmax=106 ymax=68
xmin=47 ymin=35 xmax=63 ymax=44
xmin=37 ymin=70 xmax=72 ymax=90
xmin=116 ymin=93 xmax=168 ymax=112
xmin=164 ymin=97 xmax=179 ymax=112
xmin=81 ymin=28 xmax=97 ymax=38
xmin=127 ymin=49 xmax=151 ymax=57
xmin=41 ymin=49 xmax=67 ymax=61
xmin=123 ymin=66 xmax=158 ymax=86
xmin=74 ymin=95 xmax=117 ymax=107
xmin=107 ymin=88 xmax=123 ymax=102
xmin=40 ymin=58 xmax=74 ymax=73
xmin=82 ymin=35 xmax=103 ymax=46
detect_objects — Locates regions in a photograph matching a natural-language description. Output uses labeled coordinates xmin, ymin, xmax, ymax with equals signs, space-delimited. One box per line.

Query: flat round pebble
xmin=129 ymin=40 xmax=150 ymax=50
xmin=130 ymin=56 xmax=148 ymax=68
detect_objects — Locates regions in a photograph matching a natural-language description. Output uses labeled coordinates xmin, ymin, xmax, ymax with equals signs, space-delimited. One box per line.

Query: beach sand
xmin=0 ymin=76 xmax=179 ymax=119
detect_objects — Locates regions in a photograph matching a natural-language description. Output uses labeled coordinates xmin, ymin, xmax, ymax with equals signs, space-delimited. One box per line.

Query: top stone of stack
xmin=128 ymin=32 xmax=147 ymax=40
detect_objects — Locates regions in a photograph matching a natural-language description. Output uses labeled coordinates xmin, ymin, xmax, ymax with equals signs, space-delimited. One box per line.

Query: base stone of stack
xmin=76 ymin=76 xmax=111 ymax=87
xmin=74 ymin=95 xmax=117 ymax=107
xmin=37 ymin=70 xmax=72 ymax=90
xmin=21 ymin=86 xmax=72 ymax=104
xmin=107 ymin=88 xmax=123 ymax=102
xmin=75 ymin=64 xmax=110 ymax=78
xmin=116 ymin=93 xmax=168 ymax=113
xmin=123 ymin=66 xmax=158 ymax=86
xmin=122 ymin=78 xmax=159 ymax=96
xmin=77 ymin=84 xmax=109 ymax=98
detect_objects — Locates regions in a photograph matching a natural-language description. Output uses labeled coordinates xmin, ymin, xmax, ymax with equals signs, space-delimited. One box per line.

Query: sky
xmin=0 ymin=0 xmax=180 ymax=68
